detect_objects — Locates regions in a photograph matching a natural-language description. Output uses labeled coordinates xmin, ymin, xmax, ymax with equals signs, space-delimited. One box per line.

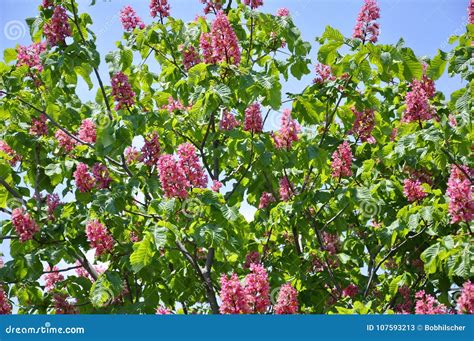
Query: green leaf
xmin=427 ymin=50 xmax=447 ymax=80
xmin=129 ymin=233 xmax=155 ymax=273
xmin=90 ymin=272 xmax=123 ymax=308
xmin=421 ymin=243 xmax=442 ymax=274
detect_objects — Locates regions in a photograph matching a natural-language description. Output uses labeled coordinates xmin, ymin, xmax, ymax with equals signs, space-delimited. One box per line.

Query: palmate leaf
xmin=130 ymin=233 xmax=156 ymax=273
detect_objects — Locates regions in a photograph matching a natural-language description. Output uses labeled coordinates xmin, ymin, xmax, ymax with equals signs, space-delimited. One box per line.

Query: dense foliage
xmin=0 ymin=0 xmax=472 ymax=315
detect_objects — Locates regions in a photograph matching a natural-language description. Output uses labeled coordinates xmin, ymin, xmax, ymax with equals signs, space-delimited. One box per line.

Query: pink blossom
xmin=402 ymin=74 xmax=436 ymax=123
xmin=41 ymin=0 xmax=53 ymax=9
xmin=139 ymin=132 xmax=161 ymax=166
xmin=244 ymin=263 xmax=270 ymax=313
xmin=352 ymin=0 xmax=380 ymax=44
xmin=447 ymin=165 xmax=474 ymax=224
xmin=274 ymin=283 xmax=298 ymax=314
xmin=16 ymin=42 xmax=47 ymax=72
xmin=243 ymin=0 xmax=263 ymax=9
xmin=92 ymin=163 xmax=112 ymax=189
xmin=0 ymin=140 xmax=21 ymax=166
xmin=273 ymin=109 xmax=300 ymax=150
xmin=78 ymin=119 xmax=96 ymax=144
xmin=244 ymin=251 xmax=261 ymax=269
xmin=331 ymin=141 xmax=353 ymax=178
xmin=390 ymin=127 xmax=398 ymax=141
xmin=0 ymin=289 xmax=12 ymax=315
xmin=403 ymin=178 xmax=427 ymax=202
xmin=150 ymin=0 xmax=170 ymax=18
xmin=111 ymin=72 xmax=136 ymax=110
xmin=200 ymin=0 xmax=223 ymax=14
xmin=52 ymin=293 xmax=78 ymax=314
xmin=199 ymin=11 xmax=241 ymax=65
xmin=73 ymin=163 xmax=95 ymax=193
xmin=258 ymin=192 xmax=275 ymax=209
xmin=219 ymin=273 xmax=250 ymax=314
xmin=43 ymin=6 xmax=72 ymax=46
xmin=124 ymin=146 xmax=141 ymax=164
xmin=395 ymin=285 xmax=413 ymax=314
xmin=29 ymin=114 xmax=49 ymax=137
xmin=74 ymin=261 xmax=106 ymax=281
xmin=46 ymin=193 xmax=61 ymax=220
xmin=342 ymin=283 xmax=358 ymax=298
xmin=350 ymin=108 xmax=376 ymax=144
xmin=177 ymin=143 xmax=208 ymax=188
xmin=130 ymin=231 xmax=140 ymax=243
xmin=11 ymin=208 xmax=39 ymax=242
xmin=322 ymin=232 xmax=340 ymax=255
xmin=179 ymin=45 xmax=201 ymax=70
xmin=43 ymin=265 xmax=64 ymax=291
xmin=220 ymin=110 xmax=240 ymax=131
xmin=469 ymin=0 xmax=474 ymax=24
xmin=276 ymin=8 xmax=290 ymax=17
xmin=162 ymin=96 xmax=188 ymax=113
xmin=157 ymin=154 xmax=189 ymax=199
xmin=85 ymin=220 xmax=114 ymax=257
xmin=156 ymin=306 xmax=172 ymax=314
xmin=243 ymin=103 xmax=263 ymax=133
xmin=55 ymin=129 xmax=77 ymax=153
xmin=448 ymin=114 xmax=457 ymax=128
xmin=457 ymin=280 xmax=474 ymax=314
xmin=211 ymin=180 xmax=222 ymax=192
xmin=120 ymin=6 xmax=146 ymax=31
xmin=314 ymin=63 xmax=335 ymax=84
xmin=0 ymin=257 xmax=3 ymax=268
xmin=414 ymin=290 xmax=448 ymax=314
xmin=279 ymin=177 xmax=292 ymax=201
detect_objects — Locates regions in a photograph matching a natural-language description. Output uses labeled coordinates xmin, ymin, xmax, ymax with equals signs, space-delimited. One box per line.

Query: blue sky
xmin=0 ymin=0 xmax=469 ymax=288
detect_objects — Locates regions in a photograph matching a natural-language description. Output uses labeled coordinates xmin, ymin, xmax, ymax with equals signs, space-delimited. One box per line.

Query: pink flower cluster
xmin=350 ymin=108 xmax=376 ymax=144
xmin=29 ymin=114 xmax=49 ymax=137
xmin=73 ymin=163 xmax=95 ymax=193
xmin=314 ymin=63 xmax=335 ymax=84
xmin=124 ymin=146 xmax=141 ymax=164
xmin=403 ymin=178 xmax=427 ymax=202
xmin=177 ymin=142 xmax=208 ymax=188
xmin=200 ymin=0 xmax=223 ymax=14
xmin=322 ymin=232 xmax=340 ymax=255
xmin=92 ymin=163 xmax=112 ymax=189
xmin=78 ymin=119 xmax=96 ymax=144
xmin=273 ymin=109 xmax=300 ymax=150
xmin=74 ymin=261 xmax=106 ymax=281
xmin=211 ymin=180 xmax=222 ymax=192
xmin=43 ymin=6 xmax=72 ymax=46
xmin=414 ymin=290 xmax=448 ymax=314
xmin=52 ymin=293 xmax=78 ymax=314
xmin=274 ymin=283 xmax=298 ymax=314
xmin=17 ymin=42 xmax=47 ymax=72
xmin=46 ymin=193 xmax=61 ymax=220
xmin=258 ymin=192 xmax=275 ymax=209
xmin=469 ymin=0 xmax=474 ymax=24
xmin=243 ymin=0 xmax=263 ymax=9
xmin=279 ymin=177 xmax=292 ymax=201
xmin=200 ymin=11 xmax=241 ymax=65
xmin=220 ymin=263 xmax=270 ymax=314
xmin=120 ymin=6 xmax=146 ymax=31
xmin=150 ymin=0 xmax=170 ymax=18
xmin=220 ymin=110 xmax=240 ymax=131
xmin=11 ymin=208 xmax=39 ymax=242
xmin=157 ymin=154 xmax=189 ymax=199
xmin=0 ymin=141 xmax=21 ymax=166
xmin=179 ymin=45 xmax=201 ymax=70
xmin=156 ymin=306 xmax=172 ymax=314
xmin=342 ymin=283 xmax=358 ymax=298
xmin=44 ymin=265 xmax=64 ymax=291
xmin=352 ymin=0 xmax=380 ymax=43
xmin=139 ymin=132 xmax=161 ymax=166
xmin=402 ymin=72 xmax=436 ymax=123
xmin=446 ymin=165 xmax=474 ymax=224
xmin=244 ymin=251 xmax=261 ymax=269
xmin=331 ymin=141 xmax=353 ymax=178
xmin=55 ymin=130 xmax=77 ymax=153
xmin=41 ymin=0 xmax=53 ymax=9
xmin=395 ymin=285 xmax=413 ymax=314
xmin=85 ymin=220 xmax=114 ymax=257
xmin=0 ymin=289 xmax=12 ymax=315
xmin=276 ymin=8 xmax=290 ymax=17
xmin=457 ymin=280 xmax=474 ymax=314
xmin=243 ymin=103 xmax=263 ymax=133
xmin=111 ymin=72 xmax=136 ymax=110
